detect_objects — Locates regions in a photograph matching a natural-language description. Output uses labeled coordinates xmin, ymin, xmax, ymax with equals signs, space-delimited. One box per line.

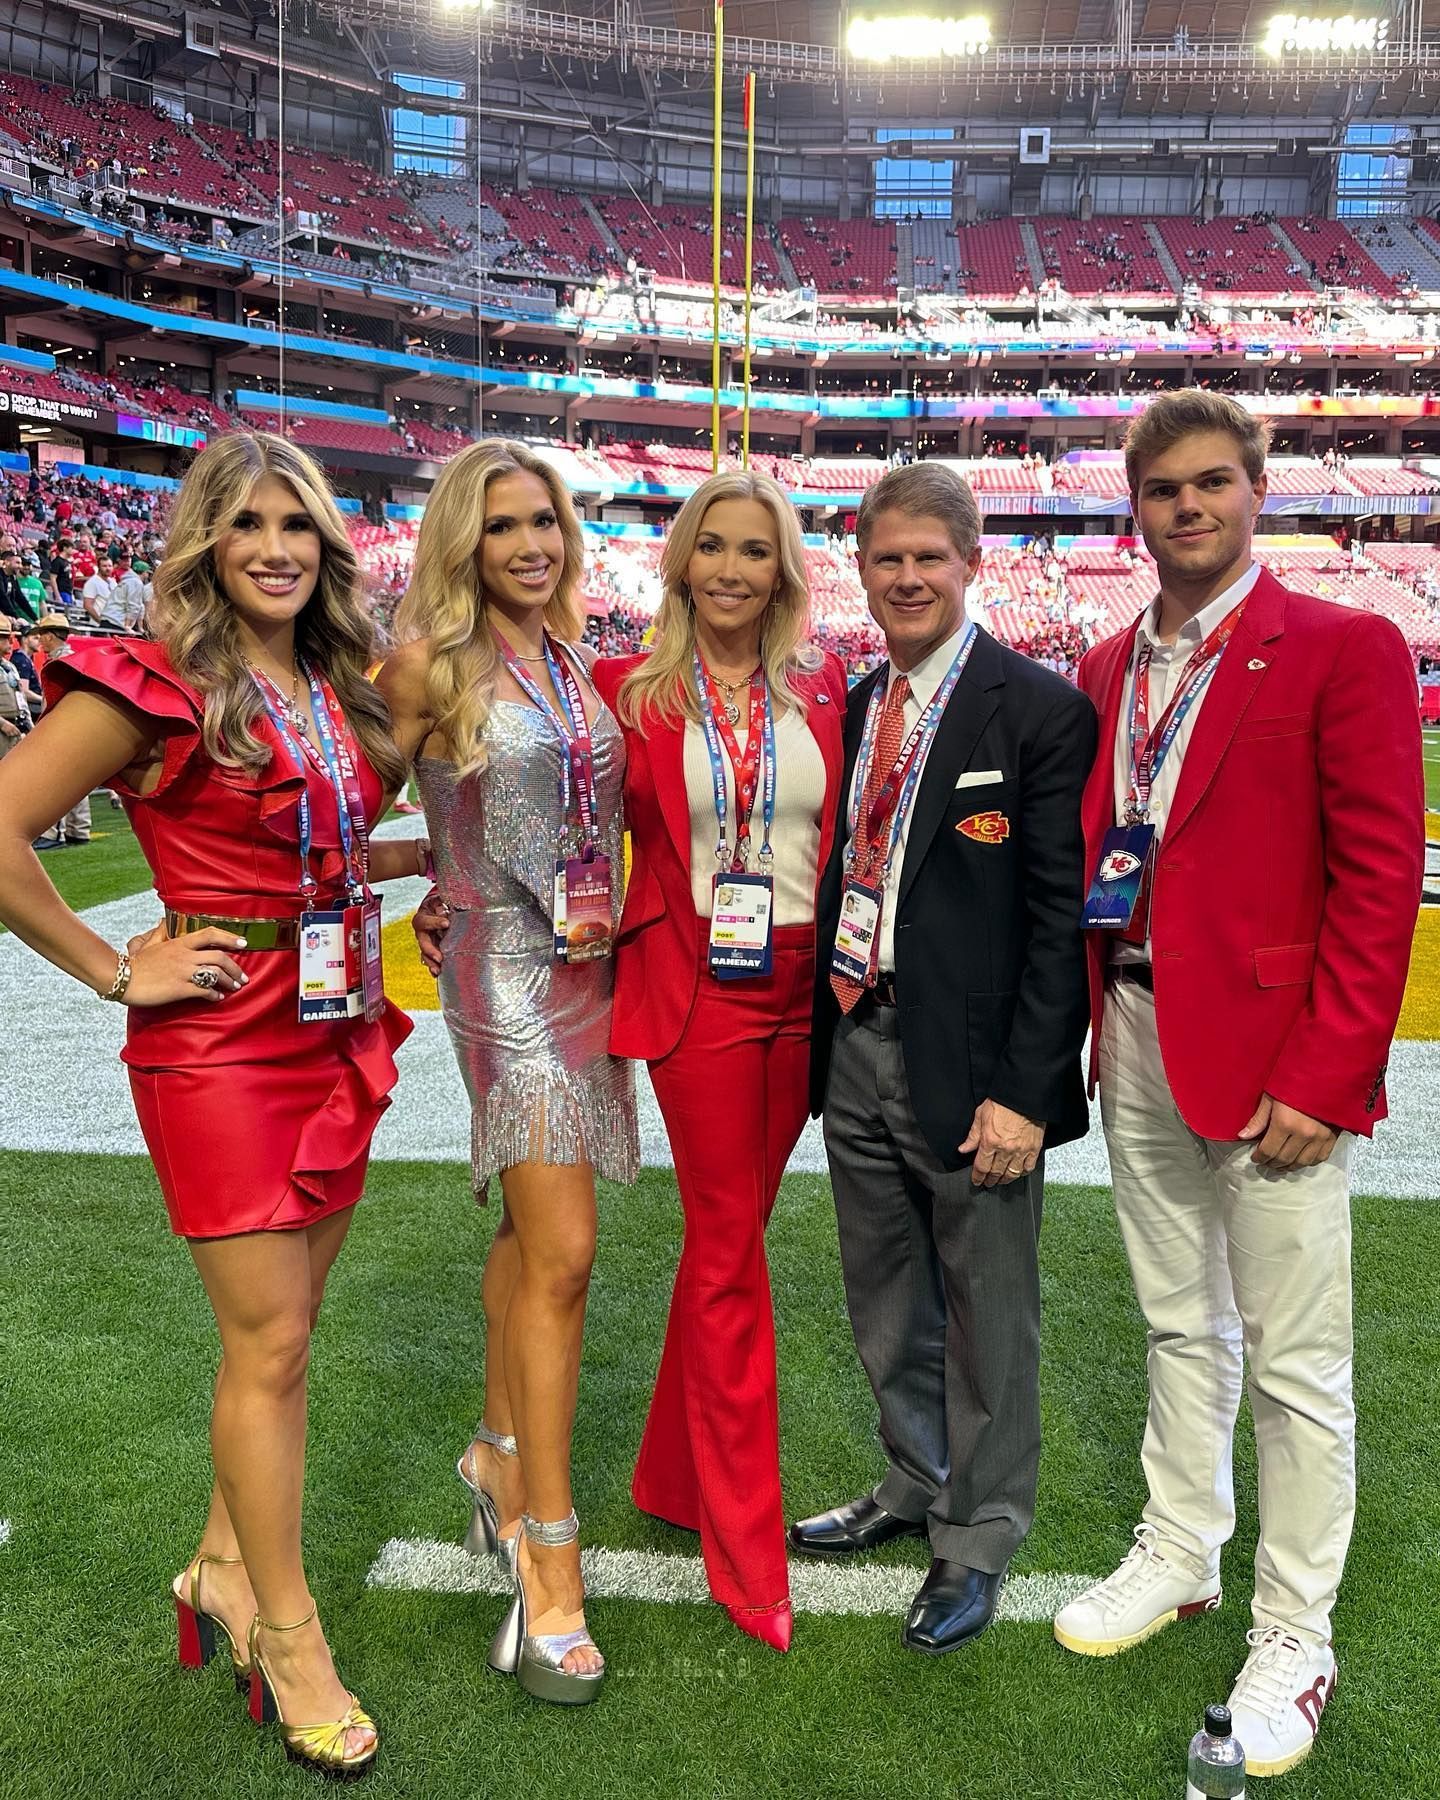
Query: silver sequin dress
xmin=415 ymin=694 xmax=639 ymax=1199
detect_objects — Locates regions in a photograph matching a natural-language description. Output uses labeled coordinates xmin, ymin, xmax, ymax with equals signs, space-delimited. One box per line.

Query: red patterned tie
xmin=831 ymin=675 xmax=911 ymax=1015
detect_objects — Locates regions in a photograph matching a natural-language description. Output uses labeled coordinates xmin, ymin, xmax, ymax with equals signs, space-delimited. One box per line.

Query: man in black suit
xmin=790 ymin=463 xmax=1096 ymax=1653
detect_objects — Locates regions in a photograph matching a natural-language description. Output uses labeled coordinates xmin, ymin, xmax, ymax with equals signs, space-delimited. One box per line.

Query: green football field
xmin=2 ymin=825 xmax=1437 ymax=1800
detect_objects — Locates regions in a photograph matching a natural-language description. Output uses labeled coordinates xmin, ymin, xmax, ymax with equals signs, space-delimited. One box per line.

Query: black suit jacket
xmin=810 ymin=626 xmax=1098 ymax=1170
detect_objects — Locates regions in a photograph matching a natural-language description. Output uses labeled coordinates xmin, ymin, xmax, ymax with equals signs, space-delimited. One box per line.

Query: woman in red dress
xmin=0 ymin=432 xmax=418 ymax=1778
xmin=595 ymin=471 xmax=846 ymax=1650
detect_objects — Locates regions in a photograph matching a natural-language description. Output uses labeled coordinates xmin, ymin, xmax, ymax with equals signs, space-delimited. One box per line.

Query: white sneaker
xmin=1053 ymin=1524 xmax=1220 ymax=1657
xmin=1227 ymin=1626 xmax=1337 ymax=1777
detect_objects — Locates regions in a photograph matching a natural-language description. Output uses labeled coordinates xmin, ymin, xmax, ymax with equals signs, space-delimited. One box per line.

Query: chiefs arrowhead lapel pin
xmin=1247 ymin=658 xmax=1267 ymax=671
xmin=958 ymin=810 xmax=1009 ymax=844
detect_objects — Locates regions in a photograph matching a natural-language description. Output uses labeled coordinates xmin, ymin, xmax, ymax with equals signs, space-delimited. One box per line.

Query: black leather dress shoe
xmin=788 ymin=1493 xmax=927 ymax=1558
xmin=901 ymin=1560 xmax=1005 ymax=1655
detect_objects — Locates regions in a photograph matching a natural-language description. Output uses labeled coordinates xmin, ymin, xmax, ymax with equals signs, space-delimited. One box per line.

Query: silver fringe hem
xmin=469 ymin=1060 xmax=640 ymax=1202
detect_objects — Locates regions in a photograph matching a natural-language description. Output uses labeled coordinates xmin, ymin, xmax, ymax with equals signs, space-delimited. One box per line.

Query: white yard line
xmin=365 ymin=1537 xmax=1092 ymax=1623
xmin=0 ymin=1520 xmax=11 ymax=1547
xmin=4 ymin=882 xmax=1439 ymax=1196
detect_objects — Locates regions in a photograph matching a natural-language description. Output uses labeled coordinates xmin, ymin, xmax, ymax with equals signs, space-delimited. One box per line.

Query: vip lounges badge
xmin=957 ymin=810 xmax=1009 ymax=844
xmin=1081 ymin=823 xmax=1156 ymax=929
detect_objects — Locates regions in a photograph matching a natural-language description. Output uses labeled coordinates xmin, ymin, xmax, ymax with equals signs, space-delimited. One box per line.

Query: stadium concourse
xmin=3 ymin=0 xmax=1440 ymax=1794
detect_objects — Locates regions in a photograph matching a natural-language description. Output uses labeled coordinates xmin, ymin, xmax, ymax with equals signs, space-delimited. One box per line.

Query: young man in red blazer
xmin=1053 ymin=390 xmax=1423 ymax=1778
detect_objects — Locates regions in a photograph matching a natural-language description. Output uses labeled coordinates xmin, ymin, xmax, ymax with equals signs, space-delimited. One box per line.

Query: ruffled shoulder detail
xmin=43 ymin=639 xmax=207 ymax=801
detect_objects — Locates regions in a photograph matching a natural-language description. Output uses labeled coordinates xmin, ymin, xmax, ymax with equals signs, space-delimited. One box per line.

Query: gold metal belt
xmin=164 ymin=909 xmax=302 ymax=950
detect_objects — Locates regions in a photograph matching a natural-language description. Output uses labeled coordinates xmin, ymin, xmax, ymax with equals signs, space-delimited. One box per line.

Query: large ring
xmin=190 ymin=967 xmax=221 ymax=990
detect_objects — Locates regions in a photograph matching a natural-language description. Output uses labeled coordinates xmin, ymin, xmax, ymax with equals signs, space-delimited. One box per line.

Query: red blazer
xmin=1077 ymin=569 xmax=1423 ymax=1139
xmin=593 ymin=651 xmax=848 ymax=1062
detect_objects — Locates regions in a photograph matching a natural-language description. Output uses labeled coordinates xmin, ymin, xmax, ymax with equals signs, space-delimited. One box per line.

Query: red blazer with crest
xmin=1077 ymin=568 xmax=1423 ymax=1139
xmin=592 ymin=651 xmax=848 ymax=1062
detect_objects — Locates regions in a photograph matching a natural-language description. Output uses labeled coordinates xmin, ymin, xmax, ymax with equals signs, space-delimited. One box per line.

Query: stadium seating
xmin=1282 ymin=217 xmax=1398 ymax=298
xmin=909 ymin=216 xmax=962 ymax=294
xmin=1156 ymin=218 xmax=1301 ymax=298
xmin=1032 ymin=217 xmax=1172 ymax=300
xmin=952 ymin=220 xmax=1030 ymax=301
xmin=0 ymin=74 xmax=258 ymax=214
xmin=777 ymin=217 xmax=898 ymax=297
xmin=482 ymin=184 xmax=615 ymax=280
xmin=593 ymin=195 xmax=784 ymax=289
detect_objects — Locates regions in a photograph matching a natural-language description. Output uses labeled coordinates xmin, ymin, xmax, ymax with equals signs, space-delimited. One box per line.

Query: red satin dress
xmin=44 ymin=638 xmax=412 ymax=1240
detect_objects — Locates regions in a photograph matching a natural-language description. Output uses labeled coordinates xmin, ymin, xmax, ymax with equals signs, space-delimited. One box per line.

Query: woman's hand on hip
xmin=123 ymin=924 xmax=250 ymax=1006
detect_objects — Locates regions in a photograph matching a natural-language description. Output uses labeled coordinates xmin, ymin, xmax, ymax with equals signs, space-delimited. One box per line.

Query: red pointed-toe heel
xmin=725 ymin=1600 xmax=793 ymax=1653
xmin=173 ymin=1552 xmax=251 ymax=1691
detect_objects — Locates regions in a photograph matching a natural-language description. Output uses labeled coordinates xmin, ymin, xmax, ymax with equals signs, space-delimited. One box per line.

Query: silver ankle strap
xmin=474 ymin=1420 xmax=518 ymax=1457
xmin=522 ymin=1509 xmax=579 ymax=1547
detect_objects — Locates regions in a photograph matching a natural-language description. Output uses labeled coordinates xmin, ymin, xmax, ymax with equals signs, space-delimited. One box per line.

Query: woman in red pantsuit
xmin=593 ymin=471 xmax=846 ymax=1651
xmin=0 ymin=433 xmax=419 ymax=1778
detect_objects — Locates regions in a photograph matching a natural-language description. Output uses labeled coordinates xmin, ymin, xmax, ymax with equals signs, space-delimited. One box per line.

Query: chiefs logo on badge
xmin=957 ymin=810 xmax=1009 ymax=844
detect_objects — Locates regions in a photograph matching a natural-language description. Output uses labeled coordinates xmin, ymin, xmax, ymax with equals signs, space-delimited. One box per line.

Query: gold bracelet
xmin=100 ymin=949 xmax=132 ymax=1003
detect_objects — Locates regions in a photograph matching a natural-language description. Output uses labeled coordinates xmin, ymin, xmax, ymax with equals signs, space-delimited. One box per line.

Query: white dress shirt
xmin=1110 ymin=560 xmax=1260 ymax=961
xmin=846 ymin=621 xmax=972 ymax=974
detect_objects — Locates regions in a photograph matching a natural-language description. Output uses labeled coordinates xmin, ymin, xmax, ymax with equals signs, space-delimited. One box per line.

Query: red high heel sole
xmin=176 ymin=1591 xmax=219 ymax=1670
xmin=248 ymin=1664 xmax=278 ymax=1726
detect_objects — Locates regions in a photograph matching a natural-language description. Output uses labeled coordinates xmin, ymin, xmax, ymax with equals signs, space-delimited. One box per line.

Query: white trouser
xmin=1098 ymin=976 xmax=1355 ymax=1646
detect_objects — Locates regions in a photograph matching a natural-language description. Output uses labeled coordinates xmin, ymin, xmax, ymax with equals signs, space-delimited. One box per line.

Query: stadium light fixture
xmin=846 ymin=13 xmax=992 ymax=60
xmin=1259 ymin=12 xmax=1389 ymax=55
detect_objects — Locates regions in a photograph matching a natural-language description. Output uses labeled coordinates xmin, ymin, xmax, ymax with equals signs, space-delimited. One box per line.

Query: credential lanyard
xmin=497 ymin=632 xmax=599 ymax=851
xmin=847 ymin=619 xmax=979 ymax=876
xmin=252 ymin=664 xmax=367 ymax=901
xmin=1126 ymin=599 xmax=1246 ymax=821
xmin=694 ymin=654 xmax=776 ymax=873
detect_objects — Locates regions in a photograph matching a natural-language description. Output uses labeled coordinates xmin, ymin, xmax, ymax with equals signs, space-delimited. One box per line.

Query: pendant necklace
xmin=707 ymin=663 xmax=761 ymax=728
xmin=255 ymin=657 xmax=310 ymax=738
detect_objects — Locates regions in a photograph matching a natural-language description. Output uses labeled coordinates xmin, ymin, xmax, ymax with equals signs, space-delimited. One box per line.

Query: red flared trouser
xmin=633 ymin=922 xmax=815 ymax=1608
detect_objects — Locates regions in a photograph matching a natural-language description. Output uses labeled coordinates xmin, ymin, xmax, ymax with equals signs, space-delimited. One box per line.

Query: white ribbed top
xmin=683 ymin=706 xmax=826 ymax=927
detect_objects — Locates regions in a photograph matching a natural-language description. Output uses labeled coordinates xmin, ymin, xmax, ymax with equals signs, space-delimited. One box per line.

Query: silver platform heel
xmin=456 ymin=1420 xmax=518 ymax=1561
xmin=487 ymin=1510 xmax=604 ymax=1706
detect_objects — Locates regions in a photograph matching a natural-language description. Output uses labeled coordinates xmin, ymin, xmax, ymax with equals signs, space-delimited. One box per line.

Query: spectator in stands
xmin=106 ymin=553 xmax=147 ymax=630
xmin=28 ymin=614 xmax=91 ymax=849
xmin=0 ymin=549 xmax=28 ymax=622
xmin=81 ymin=555 xmax=117 ymax=625
xmin=3 ymin=621 xmax=42 ymax=722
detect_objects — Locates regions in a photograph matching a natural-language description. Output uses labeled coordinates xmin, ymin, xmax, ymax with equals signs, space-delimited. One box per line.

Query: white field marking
xmin=365 ymin=1538 xmax=1093 ymax=1624
xmin=5 ymin=862 xmax=1440 ymax=1196
xmin=0 ymin=1520 xmax=11 ymax=1546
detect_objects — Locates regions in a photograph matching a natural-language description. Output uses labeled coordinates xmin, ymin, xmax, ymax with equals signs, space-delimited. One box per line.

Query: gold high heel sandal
xmin=173 ymin=1551 xmax=251 ymax=1690
xmin=246 ymin=1604 xmax=378 ymax=1780
xmin=487 ymin=1510 xmax=604 ymax=1706
xmin=456 ymin=1418 xmax=519 ymax=1567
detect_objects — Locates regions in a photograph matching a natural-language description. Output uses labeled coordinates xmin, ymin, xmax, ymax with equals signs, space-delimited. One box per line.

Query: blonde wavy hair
xmin=617 ymin=470 xmax=819 ymax=729
xmin=395 ymin=439 xmax=585 ymax=777
xmin=148 ymin=431 xmax=404 ymax=792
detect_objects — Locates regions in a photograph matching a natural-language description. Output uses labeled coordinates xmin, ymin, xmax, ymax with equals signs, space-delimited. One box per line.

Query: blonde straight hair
xmin=617 ymin=470 xmax=819 ymax=729
xmin=395 ymin=439 xmax=585 ymax=778
xmin=148 ymin=430 xmax=404 ymax=792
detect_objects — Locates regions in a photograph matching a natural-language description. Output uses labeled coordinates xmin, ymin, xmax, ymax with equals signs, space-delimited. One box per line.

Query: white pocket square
xmin=955 ymin=769 xmax=1005 ymax=789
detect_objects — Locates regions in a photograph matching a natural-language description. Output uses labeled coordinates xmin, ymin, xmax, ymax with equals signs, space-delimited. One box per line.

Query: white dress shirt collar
xmin=887 ymin=619 xmax=971 ymax=708
xmin=1137 ymin=560 xmax=1261 ymax=655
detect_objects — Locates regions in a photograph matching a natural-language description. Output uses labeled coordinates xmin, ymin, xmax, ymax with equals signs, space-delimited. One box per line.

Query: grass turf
xmin=0 ymin=1154 xmax=1435 ymax=1800
xmin=0 ymin=802 xmax=154 ymax=932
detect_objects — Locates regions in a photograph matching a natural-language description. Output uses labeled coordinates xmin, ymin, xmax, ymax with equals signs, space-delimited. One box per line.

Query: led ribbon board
xmin=847 ymin=13 xmax=992 ymax=60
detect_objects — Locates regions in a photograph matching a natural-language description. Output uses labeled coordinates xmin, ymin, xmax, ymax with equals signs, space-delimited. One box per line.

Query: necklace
xmin=253 ymin=656 xmax=310 ymax=738
xmin=704 ymin=662 xmax=761 ymax=728
xmin=513 ymin=650 xmax=549 ymax=662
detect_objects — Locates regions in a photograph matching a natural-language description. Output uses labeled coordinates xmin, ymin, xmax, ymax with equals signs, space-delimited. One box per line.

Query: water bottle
xmin=1187 ymin=1703 xmax=1246 ymax=1798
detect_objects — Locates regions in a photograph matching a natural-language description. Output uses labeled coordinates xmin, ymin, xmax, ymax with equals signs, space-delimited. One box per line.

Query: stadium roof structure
xmin=316 ymin=0 xmax=1440 ymax=116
